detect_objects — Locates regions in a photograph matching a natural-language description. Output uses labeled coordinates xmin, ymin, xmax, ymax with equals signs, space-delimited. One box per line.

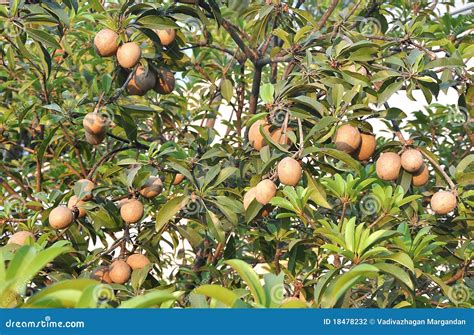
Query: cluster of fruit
xmin=244 ymin=120 xmax=457 ymax=216
xmin=83 ymin=27 xmax=177 ymax=145
xmin=92 ymin=254 xmax=150 ymax=285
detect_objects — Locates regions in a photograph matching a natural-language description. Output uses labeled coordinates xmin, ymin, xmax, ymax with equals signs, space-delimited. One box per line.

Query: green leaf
xmin=221 ymin=79 xmax=233 ymax=102
xmin=119 ymin=290 xmax=183 ymax=308
xmin=206 ymin=209 xmax=225 ymax=243
xmin=155 ymin=196 xmax=189 ymax=232
xmin=374 ymin=262 xmax=414 ymax=290
xmin=194 ymin=285 xmax=243 ymax=307
xmin=26 ymin=29 xmax=61 ymax=49
xmin=260 ymin=83 xmax=274 ymax=104
xmin=225 ymin=259 xmax=267 ymax=306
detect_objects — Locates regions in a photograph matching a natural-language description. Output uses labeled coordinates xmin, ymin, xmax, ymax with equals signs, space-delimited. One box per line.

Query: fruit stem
xmin=416 ymin=148 xmax=457 ymax=192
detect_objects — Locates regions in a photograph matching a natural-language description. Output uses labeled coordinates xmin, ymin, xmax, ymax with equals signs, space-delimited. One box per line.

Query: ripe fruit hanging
xmin=49 ymin=206 xmax=74 ymax=229
xmin=76 ymin=179 xmax=95 ymax=200
xmin=335 ymin=124 xmax=361 ymax=153
xmin=173 ymin=173 xmax=185 ymax=185
xmin=85 ymin=131 xmax=105 ymax=145
xmin=277 ymin=157 xmax=302 ymax=186
xmin=94 ymin=29 xmax=119 ymax=57
xmin=8 ymin=231 xmax=35 ymax=246
xmin=126 ymin=254 xmax=151 ymax=270
xmin=139 ymin=176 xmax=163 ymax=199
xmin=412 ymin=164 xmax=429 ymax=187
xmin=83 ymin=112 xmax=107 ymax=135
xmin=67 ymin=195 xmax=86 ymax=218
xmin=127 ymin=66 xmax=156 ymax=96
xmin=108 ymin=260 xmax=131 ymax=284
xmin=91 ymin=266 xmax=112 ymax=284
xmin=376 ymin=152 xmax=401 ymax=181
xmin=401 ymin=149 xmax=424 ymax=173
xmin=156 ymin=29 xmax=176 ymax=46
xmin=120 ymin=199 xmax=144 ymax=224
xmin=154 ymin=67 xmax=175 ymax=94
xmin=255 ymin=179 xmax=277 ymax=205
xmin=248 ymin=119 xmax=270 ymax=151
xmin=354 ymin=133 xmax=376 ymax=161
xmin=271 ymin=128 xmax=292 ymax=145
xmin=117 ymin=42 xmax=141 ymax=69
xmin=243 ymin=187 xmax=257 ymax=210
xmin=430 ymin=191 xmax=457 ymax=214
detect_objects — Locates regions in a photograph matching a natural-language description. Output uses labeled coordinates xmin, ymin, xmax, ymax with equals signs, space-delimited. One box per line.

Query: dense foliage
xmin=0 ymin=0 xmax=473 ymax=308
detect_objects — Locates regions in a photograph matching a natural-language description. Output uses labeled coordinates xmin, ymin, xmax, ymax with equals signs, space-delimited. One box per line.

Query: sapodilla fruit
xmin=120 ymin=199 xmax=144 ymax=224
xmin=94 ymin=29 xmax=119 ymax=57
xmin=8 ymin=231 xmax=35 ymax=245
xmin=117 ymin=42 xmax=141 ymax=69
xmin=91 ymin=266 xmax=112 ymax=284
xmin=127 ymin=66 xmax=156 ymax=96
xmin=401 ymin=149 xmax=424 ymax=173
xmin=248 ymin=120 xmax=270 ymax=151
xmin=49 ymin=206 xmax=74 ymax=229
xmin=412 ymin=164 xmax=429 ymax=187
xmin=271 ymin=128 xmax=292 ymax=145
xmin=255 ymin=179 xmax=277 ymax=205
xmin=243 ymin=187 xmax=257 ymax=210
xmin=139 ymin=176 xmax=163 ymax=199
xmin=85 ymin=131 xmax=105 ymax=145
xmin=108 ymin=260 xmax=131 ymax=284
xmin=335 ymin=124 xmax=361 ymax=153
xmin=376 ymin=152 xmax=401 ymax=181
xmin=67 ymin=195 xmax=86 ymax=218
xmin=76 ymin=179 xmax=95 ymax=200
xmin=354 ymin=133 xmax=376 ymax=161
xmin=173 ymin=173 xmax=185 ymax=185
xmin=126 ymin=254 xmax=151 ymax=270
xmin=277 ymin=157 xmax=302 ymax=186
xmin=83 ymin=112 xmax=107 ymax=135
xmin=430 ymin=191 xmax=457 ymax=215
xmin=154 ymin=68 xmax=175 ymax=94
xmin=156 ymin=29 xmax=176 ymax=46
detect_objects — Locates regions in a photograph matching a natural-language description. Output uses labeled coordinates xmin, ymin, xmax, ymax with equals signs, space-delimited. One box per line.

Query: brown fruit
xmin=8 ymin=231 xmax=35 ymax=246
xmin=430 ymin=191 xmax=457 ymax=214
xmin=255 ymin=179 xmax=277 ymax=205
xmin=270 ymin=128 xmax=292 ymax=145
xmin=346 ymin=64 xmax=368 ymax=76
xmin=277 ymin=157 xmax=302 ymax=186
xmin=173 ymin=173 xmax=185 ymax=185
xmin=83 ymin=112 xmax=107 ymax=135
xmin=127 ymin=66 xmax=156 ymax=96
xmin=154 ymin=68 xmax=175 ymax=94
xmin=335 ymin=125 xmax=361 ymax=153
xmin=91 ymin=266 xmax=112 ymax=283
xmin=67 ymin=195 xmax=86 ymax=218
xmin=94 ymin=29 xmax=119 ymax=57
xmin=243 ymin=187 xmax=257 ymax=210
xmin=126 ymin=254 xmax=151 ymax=270
xmin=120 ymin=199 xmax=144 ymax=224
xmin=412 ymin=164 xmax=429 ymax=187
xmin=354 ymin=133 xmax=376 ymax=161
xmin=376 ymin=152 xmax=401 ymax=181
xmin=76 ymin=179 xmax=95 ymax=200
xmin=401 ymin=149 xmax=424 ymax=173
xmin=108 ymin=260 xmax=131 ymax=284
xmin=85 ymin=131 xmax=105 ymax=145
xmin=116 ymin=42 xmax=141 ymax=69
xmin=248 ymin=120 xmax=270 ymax=151
xmin=156 ymin=29 xmax=176 ymax=46
xmin=139 ymin=176 xmax=163 ymax=199
xmin=49 ymin=206 xmax=74 ymax=229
